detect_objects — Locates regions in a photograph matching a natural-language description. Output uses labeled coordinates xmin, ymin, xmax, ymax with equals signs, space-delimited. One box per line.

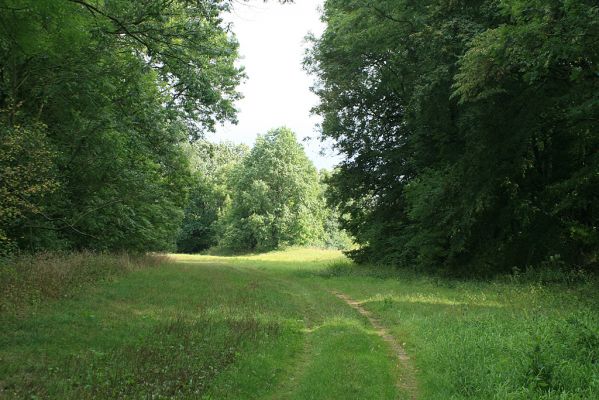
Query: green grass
xmin=1 ymin=248 xmax=598 ymax=399
xmin=317 ymin=261 xmax=599 ymax=399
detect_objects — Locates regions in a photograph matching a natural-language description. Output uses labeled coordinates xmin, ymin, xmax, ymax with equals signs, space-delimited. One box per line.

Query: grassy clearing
xmin=0 ymin=249 xmax=398 ymax=399
xmin=317 ymin=261 xmax=599 ymax=399
xmin=1 ymin=248 xmax=597 ymax=399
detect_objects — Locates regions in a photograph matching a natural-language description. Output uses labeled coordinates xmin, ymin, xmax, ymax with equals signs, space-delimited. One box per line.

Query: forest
xmin=0 ymin=0 xmax=345 ymax=258
xmin=1 ymin=0 xmax=598 ymax=399
xmin=307 ymin=0 xmax=598 ymax=274
xmin=1 ymin=0 xmax=597 ymax=274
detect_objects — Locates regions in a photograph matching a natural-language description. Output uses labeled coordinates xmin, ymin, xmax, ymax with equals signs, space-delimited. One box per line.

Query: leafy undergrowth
xmin=0 ymin=251 xmax=167 ymax=315
xmin=318 ymin=261 xmax=599 ymax=399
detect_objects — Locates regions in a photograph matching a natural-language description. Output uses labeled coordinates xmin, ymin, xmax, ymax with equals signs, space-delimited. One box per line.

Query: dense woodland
xmin=307 ymin=0 xmax=599 ymax=274
xmin=1 ymin=0 xmax=598 ymax=275
xmin=1 ymin=0 xmax=241 ymax=254
xmin=0 ymin=0 xmax=335 ymax=256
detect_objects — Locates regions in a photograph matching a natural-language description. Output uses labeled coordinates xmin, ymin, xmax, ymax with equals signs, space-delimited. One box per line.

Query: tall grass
xmin=0 ymin=251 xmax=167 ymax=314
xmin=317 ymin=259 xmax=599 ymax=399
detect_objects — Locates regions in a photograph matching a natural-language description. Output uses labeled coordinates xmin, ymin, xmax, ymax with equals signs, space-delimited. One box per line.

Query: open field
xmin=1 ymin=248 xmax=598 ymax=399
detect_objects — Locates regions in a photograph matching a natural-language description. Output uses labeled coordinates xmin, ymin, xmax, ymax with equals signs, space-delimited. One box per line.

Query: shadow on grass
xmin=4 ymin=313 xmax=283 ymax=399
xmin=312 ymin=260 xmax=417 ymax=281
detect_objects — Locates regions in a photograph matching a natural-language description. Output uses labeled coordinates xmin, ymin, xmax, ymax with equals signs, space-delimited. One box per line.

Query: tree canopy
xmin=307 ymin=0 xmax=599 ymax=274
xmin=174 ymin=127 xmax=349 ymax=253
xmin=0 ymin=0 xmax=243 ymax=253
xmin=221 ymin=127 xmax=329 ymax=252
xmin=177 ymin=140 xmax=249 ymax=253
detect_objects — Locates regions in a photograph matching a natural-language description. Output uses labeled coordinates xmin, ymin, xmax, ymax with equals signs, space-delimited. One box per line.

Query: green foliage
xmin=0 ymin=0 xmax=243 ymax=253
xmin=176 ymin=132 xmax=349 ymax=254
xmin=0 ymin=122 xmax=58 ymax=254
xmin=221 ymin=128 xmax=327 ymax=251
xmin=177 ymin=141 xmax=248 ymax=253
xmin=308 ymin=0 xmax=599 ymax=274
xmin=319 ymin=169 xmax=353 ymax=250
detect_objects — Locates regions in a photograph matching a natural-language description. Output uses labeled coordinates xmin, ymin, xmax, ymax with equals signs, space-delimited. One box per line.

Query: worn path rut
xmin=332 ymin=291 xmax=419 ymax=400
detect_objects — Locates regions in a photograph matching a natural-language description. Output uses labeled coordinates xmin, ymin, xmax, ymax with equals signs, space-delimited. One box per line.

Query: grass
xmin=1 ymin=248 xmax=598 ymax=399
xmin=318 ymin=261 xmax=599 ymax=399
xmin=0 ymin=251 xmax=166 ymax=315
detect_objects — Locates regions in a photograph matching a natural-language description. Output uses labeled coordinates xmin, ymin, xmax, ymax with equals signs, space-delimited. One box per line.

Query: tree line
xmin=177 ymin=128 xmax=349 ymax=253
xmin=307 ymin=0 xmax=598 ymax=274
xmin=0 ymin=0 xmax=344 ymax=255
xmin=2 ymin=0 xmax=597 ymax=275
xmin=0 ymin=0 xmax=301 ymax=255
xmin=0 ymin=0 xmax=248 ymax=255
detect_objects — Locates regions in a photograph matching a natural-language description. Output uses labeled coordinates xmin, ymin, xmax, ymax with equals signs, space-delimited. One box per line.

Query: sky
xmin=208 ymin=0 xmax=341 ymax=170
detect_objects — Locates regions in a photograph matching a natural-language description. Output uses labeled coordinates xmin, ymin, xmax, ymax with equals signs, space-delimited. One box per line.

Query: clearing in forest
xmin=1 ymin=248 xmax=597 ymax=399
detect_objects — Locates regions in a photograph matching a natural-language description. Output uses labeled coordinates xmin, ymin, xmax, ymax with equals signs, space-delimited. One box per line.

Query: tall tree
xmin=222 ymin=127 xmax=326 ymax=251
xmin=0 ymin=0 xmax=243 ymax=253
xmin=177 ymin=141 xmax=248 ymax=253
xmin=308 ymin=0 xmax=599 ymax=273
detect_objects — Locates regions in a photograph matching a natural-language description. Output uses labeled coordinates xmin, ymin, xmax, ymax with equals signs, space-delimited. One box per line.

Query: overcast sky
xmin=208 ymin=0 xmax=341 ymax=170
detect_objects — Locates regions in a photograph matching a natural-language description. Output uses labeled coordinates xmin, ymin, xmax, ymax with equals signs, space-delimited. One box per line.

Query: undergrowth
xmin=0 ymin=251 xmax=167 ymax=314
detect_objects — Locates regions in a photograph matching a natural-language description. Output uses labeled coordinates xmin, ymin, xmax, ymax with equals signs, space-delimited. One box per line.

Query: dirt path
xmin=332 ymin=291 xmax=419 ymax=400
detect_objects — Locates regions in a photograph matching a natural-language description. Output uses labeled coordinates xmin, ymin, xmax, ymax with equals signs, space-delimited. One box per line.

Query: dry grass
xmin=0 ymin=251 xmax=168 ymax=314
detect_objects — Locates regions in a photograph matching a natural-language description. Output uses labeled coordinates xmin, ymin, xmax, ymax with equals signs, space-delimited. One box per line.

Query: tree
xmin=0 ymin=0 xmax=244 ymax=253
xmin=307 ymin=0 xmax=599 ymax=273
xmin=221 ymin=127 xmax=326 ymax=251
xmin=319 ymin=169 xmax=352 ymax=250
xmin=0 ymin=122 xmax=58 ymax=254
xmin=177 ymin=141 xmax=248 ymax=253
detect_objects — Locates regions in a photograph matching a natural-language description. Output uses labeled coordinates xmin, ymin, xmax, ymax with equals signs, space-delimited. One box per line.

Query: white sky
xmin=209 ymin=0 xmax=341 ymax=170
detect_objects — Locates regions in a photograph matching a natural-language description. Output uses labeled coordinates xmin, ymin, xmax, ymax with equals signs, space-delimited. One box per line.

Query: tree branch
xmin=67 ymin=0 xmax=153 ymax=51
xmin=369 ymin=5 xmax=414 ymax=29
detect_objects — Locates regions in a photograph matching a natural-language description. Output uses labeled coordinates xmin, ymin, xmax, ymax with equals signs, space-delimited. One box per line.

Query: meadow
xmin=1 ymin=248 xmax=597 ymax=399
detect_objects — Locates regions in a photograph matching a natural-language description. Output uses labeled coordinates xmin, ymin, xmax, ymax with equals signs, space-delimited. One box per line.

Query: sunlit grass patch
xmin=302 ymin=315 xmax=375 ymax=334
xmin=170 ymin=247 xmax=347 ymax=274
xmin=239 ymin=247 xmax=346 ymax=262
xmin=317 ymin=266 xmax=599 ymax=399
xmin=173 ymin=246 xmax=344 ymax=262
xmin=360 ymin=292 xmax=504 ymax=308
